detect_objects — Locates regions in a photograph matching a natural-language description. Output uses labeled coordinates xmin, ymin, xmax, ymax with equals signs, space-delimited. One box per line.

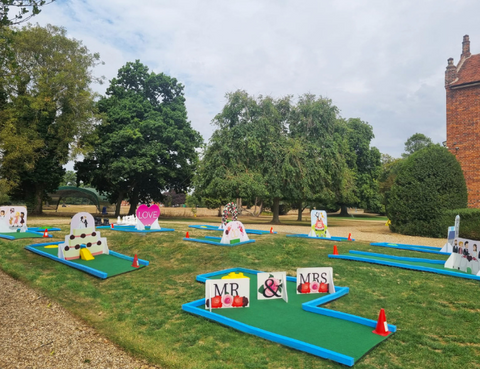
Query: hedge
xmin=388 ymin=145 xmax=468 ymax=238
xmin=440 ymin=208 xmax=480 ymax=240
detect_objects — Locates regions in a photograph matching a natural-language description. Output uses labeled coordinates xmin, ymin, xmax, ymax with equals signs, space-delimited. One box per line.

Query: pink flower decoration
xmin=222 ymin=294 xmax=233 ymax=307
xmin=310 ymin=281 xmax=320 ymax=292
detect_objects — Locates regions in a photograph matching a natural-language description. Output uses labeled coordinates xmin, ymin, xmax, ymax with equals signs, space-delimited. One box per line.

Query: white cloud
xmin=33 ymin=0 xmax=480 ymax=158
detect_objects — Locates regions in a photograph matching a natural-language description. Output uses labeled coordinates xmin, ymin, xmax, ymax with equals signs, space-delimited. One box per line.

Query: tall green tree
xmin=336 ymin=118 xmax=382 ymax=215
xmin=0 ymin=24 xmax=101 ymax=213
xmin=402 ymin=133 xmax=433 ymax=158
xmin=378 ymin=153 xmax=403 ymax=215
xmin=196 ymin=91 xmax=347 ymax=224
xmin=1 ymin=0 xmax=55 ymax=27
xmin=288 ymin=94 xmax=350 ymax=220
xmin=76 ymin=60 xmax=202 ymax=216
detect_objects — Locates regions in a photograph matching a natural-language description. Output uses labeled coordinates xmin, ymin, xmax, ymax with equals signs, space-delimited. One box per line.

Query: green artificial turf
xmin=205 ymin=272 xmax=390 ymax=361
xmin=37 ymin=245 xmax=145 ymax=277
xmin=1 ymin=231 xmax=44 ymax=239
xmin=2 ymin=219 xmax=480 ymax=369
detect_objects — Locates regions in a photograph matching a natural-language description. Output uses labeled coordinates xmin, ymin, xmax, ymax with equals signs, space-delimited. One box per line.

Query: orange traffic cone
xmin=333 ymin=245 xmax=339 ymax=255
xmin=111 ymin=223 xmax=114 ymax=229
xmin=43 ymin=229 xmax=49 ymax=238
xmin=348 ymin=233 xmax=352 ymax=241
xmin=131 ymin=254 xmax=140 ymax=268
xmin=186 ymin=231 xmax=190 ymax=238
xmin=372 ymin=309 xmax=390 ymax=336
xmin=270 ymin=227 xmax=273 ymax=234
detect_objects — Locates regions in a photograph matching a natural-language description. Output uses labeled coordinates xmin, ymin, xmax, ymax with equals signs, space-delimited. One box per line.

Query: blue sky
xmin=33 ymin=0 xmax=480 ymax=159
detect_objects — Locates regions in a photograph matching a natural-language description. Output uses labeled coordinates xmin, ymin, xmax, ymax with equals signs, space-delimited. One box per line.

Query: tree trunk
xmin=271 ymin=197 xmax=281 ymax=224
xmin=114 ymin=191 xmax=125 ymax=217
xmin=31 ymin=185 xmax=44 ymax=215
xmin=236 ymin=198 xmax=242 ymax=215
xmin=128 ymin=189 xmax=139 ymax=215
xmin=340 ymin=204 xmax=351 ymax=217
xmin=217 ymin=206 xmax=222 ymax=217
xmin=297 ymin=201 xmax=303 ymax=221
xmin=255 ymin=200 xmax=263 ymax=217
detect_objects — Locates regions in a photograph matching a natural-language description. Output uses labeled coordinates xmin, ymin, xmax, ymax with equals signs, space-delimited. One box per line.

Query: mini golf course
xmin=286 ymin=234 xmax=354 ymax=242
xmin=183 ymin=235 xmax=256 ymax=247
xmin=25 ymin=241 xmax=149 ymax=279
xmin=329 ymin=250 xmax=480 ymax=281
xmin=188 ymin=224 xmax=276 ymax=235
xmin=0 ymin=230 xmax=52 ymax=240
xmin=370 ymin=242 xmax=449 ymax=255
xmin=182 ymin=268 xmax=395 ymax=367
xmin=97 ymin=225 xmax=175 ymax=233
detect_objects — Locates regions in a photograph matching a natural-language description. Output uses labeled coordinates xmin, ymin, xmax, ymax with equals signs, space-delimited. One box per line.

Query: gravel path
xmin=0 ymin=270 xmax=159 ymax=369
xmin=0 ymin=217 xmax=446 ymax=368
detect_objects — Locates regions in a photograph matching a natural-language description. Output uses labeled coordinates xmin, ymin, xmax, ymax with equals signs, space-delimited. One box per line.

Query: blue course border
xmin=25 ymin=241 xmax=149 ymax=279
xmin=183 ymin=267 xmax=396 ymax=367
xmin=370 ymin=242 xmax=449 ymax=255
xmin=97 ymin=225 xmax=175 ymax=233
xmin=183 ymin=236 xmax=256 ymax=247
xmin=329 ymin=251 xmax=480 ymax=281
xmin=108 ymin=227 xmax=175 ymax=233
xmin=28 ymin=227 xmax=62 ymax=232
xmin=286 ymin=234 xmax=354 ymax=242
xmin=349 ymin=250 xmax=445 ymax=264
xmin=189 ymin=224 xmax=277 ymax=235
xmin=0 ymin=230 xmax=53 ymax=240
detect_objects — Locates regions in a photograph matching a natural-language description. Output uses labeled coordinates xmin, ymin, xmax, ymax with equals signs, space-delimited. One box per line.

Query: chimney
xmin=461 ymin=35 xmax=471 ymax=59
xmin=445 ymin=58 xmax=457 ymax=86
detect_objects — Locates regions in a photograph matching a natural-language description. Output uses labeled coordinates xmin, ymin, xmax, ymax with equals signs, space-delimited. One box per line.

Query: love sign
xmin=136 ymin=204 xmax=160 ymax=226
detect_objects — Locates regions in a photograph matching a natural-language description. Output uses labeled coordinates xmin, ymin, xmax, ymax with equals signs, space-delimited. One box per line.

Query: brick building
xmin=445 ymin=35 xmax=480 ymax=208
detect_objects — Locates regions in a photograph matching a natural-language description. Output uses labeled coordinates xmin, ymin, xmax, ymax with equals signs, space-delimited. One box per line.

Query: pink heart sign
xmin=136 ymin=204 xmax=160 ymax=226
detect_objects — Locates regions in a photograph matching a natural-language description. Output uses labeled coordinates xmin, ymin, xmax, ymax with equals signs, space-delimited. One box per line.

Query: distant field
xmin=44 ymin=205 xmax=220 ymax=217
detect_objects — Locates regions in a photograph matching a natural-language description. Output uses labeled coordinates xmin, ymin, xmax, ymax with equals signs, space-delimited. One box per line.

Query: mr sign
xmin=205 ymin=278 xmax=250 ymax=311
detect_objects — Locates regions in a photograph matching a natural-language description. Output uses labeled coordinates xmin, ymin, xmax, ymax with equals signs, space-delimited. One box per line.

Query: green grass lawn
xmin=1 ymin=222 xmax=479 ymax=369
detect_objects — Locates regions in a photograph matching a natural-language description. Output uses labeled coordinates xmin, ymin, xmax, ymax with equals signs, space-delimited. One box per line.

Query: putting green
xmin=204 ymin=273 xmax=389 ymax=362
xmin=37 ymin=245 xmax=144 ymax=277
xmin=336 ymin=252 xmax=474 ymax=274
xmin=1 ymin=232 xmax=45 ymax=239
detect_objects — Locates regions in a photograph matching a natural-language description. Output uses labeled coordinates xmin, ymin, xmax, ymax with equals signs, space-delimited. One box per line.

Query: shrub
xmin=440 ymin=209 xmax=480 ymax=240
xmin=388 ymin=145 xmax=467 ymax=238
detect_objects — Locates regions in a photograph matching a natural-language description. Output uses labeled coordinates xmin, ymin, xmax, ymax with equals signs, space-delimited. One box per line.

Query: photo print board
xmin=257 ymin=272 xmax=288 ymax=302
xmin=445 ymin=237 xmax=480 ymax=275
xmin=220 ymin=221 xmax=250 ymax=245
xmin=308 ymin=210 xmax=331 ymax=238
xmin=0 ymin=206 xmax=28 ymax=233
xmin=205 ymin=278 xmax=250 ymax=311
xmin=296 ymin=267 xmax=335 ymax=294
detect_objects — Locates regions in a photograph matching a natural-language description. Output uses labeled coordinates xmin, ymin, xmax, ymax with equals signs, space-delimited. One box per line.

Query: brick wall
xmin=446 ymin=84 xmax=480 ymax=207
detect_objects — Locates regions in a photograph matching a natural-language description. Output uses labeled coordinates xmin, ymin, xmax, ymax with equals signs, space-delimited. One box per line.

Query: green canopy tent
xmin=49 ymin=186 xmax=102 ymax=212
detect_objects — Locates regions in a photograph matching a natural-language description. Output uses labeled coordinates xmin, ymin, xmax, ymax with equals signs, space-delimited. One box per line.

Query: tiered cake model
xmin=59 ymin=213 xmax=109 ymax=260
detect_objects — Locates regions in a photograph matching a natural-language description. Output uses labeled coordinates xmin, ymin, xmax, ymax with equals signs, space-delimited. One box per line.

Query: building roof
xmin=450 ymin=54 xmax=480 ymax=87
